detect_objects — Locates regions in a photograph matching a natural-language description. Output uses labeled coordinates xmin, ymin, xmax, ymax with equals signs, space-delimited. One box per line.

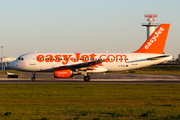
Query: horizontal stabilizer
xmin=147 ymin=55 xmax=171 ymax=60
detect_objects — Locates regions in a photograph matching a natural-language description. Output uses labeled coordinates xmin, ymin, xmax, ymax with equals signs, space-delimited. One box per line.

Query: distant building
xmin=0 ymin=57 xmax=16 ymax=70
xmin=0 ymin=57 xmax=16 ymax=63
xmin=178 ymin=54 xmax=180 ymax=62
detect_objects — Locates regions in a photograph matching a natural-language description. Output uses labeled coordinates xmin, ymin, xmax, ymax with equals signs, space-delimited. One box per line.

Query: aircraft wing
xmin=53 ymin=60 xmax=104 ymax=70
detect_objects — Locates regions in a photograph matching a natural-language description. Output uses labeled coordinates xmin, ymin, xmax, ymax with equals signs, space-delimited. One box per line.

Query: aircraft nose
xmin=9 ymin=61 xmax=17 ymax=69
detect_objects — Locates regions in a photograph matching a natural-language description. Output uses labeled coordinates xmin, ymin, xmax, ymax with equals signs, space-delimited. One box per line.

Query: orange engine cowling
xmin=54 ymin=68 xmax=72 ymax=78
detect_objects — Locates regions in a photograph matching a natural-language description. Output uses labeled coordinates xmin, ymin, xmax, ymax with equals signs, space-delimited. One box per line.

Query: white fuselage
xmin=9 ymin=52 xmax=173 ymax=72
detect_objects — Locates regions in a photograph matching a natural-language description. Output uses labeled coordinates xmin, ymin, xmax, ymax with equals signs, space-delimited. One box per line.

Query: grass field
xmin=0 ymin=64 xmax=180 ymax=119
xmin=0 ymin=84 xmax=180 ymax=120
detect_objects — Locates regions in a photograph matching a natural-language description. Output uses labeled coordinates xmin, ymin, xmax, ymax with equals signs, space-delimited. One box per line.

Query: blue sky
xmin=0 ymin=0 xmax=180 ymax=58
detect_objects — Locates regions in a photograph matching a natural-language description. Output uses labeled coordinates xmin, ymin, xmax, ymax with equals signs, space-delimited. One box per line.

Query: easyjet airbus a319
xmin=9 ymin=24 xmax=172 ymax=81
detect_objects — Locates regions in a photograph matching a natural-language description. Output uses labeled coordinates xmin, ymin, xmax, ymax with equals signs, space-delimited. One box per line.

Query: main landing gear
xmin=80 ymin=71 xmax=91 ymax=82
xmin=31 ymin=72 xmax=36 ymax=81
xmin=84 ymin=75 xmax=91 ymax=82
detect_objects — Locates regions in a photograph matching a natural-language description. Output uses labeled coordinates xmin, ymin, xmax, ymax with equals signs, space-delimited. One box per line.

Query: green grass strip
xmin=0 ymin=84 xmax=180 ymax=119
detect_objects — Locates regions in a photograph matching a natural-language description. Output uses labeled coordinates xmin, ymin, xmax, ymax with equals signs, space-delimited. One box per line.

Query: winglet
xmin=133 ymin=24 xmax=170 ymax=54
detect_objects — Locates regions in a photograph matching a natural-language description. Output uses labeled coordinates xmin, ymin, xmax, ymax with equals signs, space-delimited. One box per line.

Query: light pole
xmin=1 ymin=46 xmax=3 ymax=71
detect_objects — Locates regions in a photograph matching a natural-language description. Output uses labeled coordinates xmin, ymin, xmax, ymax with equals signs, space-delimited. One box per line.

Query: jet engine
xmin=54 ymin=68 xmax=73 ymax=78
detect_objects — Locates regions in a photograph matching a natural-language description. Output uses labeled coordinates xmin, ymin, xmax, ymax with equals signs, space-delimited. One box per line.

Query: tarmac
xmin=0 ymin=73 xmax=180 ymax=84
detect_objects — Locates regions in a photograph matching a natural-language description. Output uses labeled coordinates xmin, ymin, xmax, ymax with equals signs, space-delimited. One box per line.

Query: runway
xmin=1 ymin=73 xmax=180 ymax=84
xmin=1 ymin=79 xmax=180 ymax=84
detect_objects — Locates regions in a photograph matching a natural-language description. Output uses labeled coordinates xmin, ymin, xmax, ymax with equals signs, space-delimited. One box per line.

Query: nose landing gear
xmin=31 ymin=72 xmax=36 ymax=81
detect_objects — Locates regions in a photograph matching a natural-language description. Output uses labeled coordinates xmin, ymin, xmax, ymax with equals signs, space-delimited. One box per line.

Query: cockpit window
xmin=17 ymin=57 xmax=24 ymax=61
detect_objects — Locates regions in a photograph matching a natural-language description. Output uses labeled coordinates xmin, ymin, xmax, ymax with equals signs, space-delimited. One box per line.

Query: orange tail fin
xmin=133 ymin=24 xmax=170 ymax=54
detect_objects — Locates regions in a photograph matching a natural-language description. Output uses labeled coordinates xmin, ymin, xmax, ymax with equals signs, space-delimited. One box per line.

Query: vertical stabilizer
xmin=133 ymin=24 xmax=170 ymax=54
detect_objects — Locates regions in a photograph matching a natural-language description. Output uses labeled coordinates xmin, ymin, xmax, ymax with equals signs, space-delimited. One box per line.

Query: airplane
xmin=9 ymin=24 xmax=173 ymax=81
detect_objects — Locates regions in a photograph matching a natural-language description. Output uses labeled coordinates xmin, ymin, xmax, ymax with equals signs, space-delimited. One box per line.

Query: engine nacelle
xmin=54 ymin=68 xmax=72 ymax=78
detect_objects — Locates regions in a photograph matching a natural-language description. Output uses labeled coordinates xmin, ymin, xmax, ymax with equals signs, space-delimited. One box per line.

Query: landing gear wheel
xmin=31 ymin=77 xmax=35 ymax=81
xmin=84 ymin=76 xmax=91 ymax=82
